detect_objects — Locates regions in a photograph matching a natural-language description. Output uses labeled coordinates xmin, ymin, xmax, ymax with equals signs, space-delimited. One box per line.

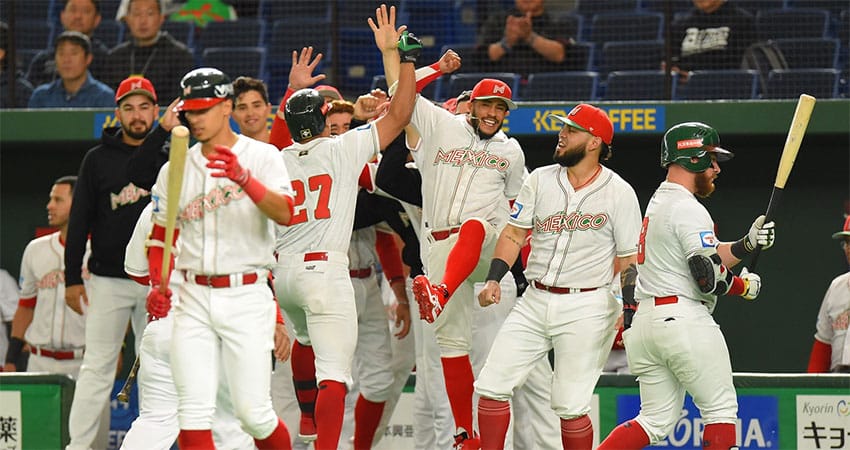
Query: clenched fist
xmin=146 ymin=285 xmax=172 ymax=319
xmin=739 ymin=267 xmax=761 ymax=301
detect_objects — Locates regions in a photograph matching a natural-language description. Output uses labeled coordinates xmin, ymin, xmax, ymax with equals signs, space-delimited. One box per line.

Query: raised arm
xmin=269 ymin=47 xmax=327 ymax=150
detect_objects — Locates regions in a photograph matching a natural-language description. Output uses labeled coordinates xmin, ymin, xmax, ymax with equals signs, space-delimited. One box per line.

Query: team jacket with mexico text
xmin=65 ymin=127 xmax=152 ymax=286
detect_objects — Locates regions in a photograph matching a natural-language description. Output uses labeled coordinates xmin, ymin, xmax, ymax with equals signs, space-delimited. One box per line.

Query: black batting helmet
xmin=177 ymin=67 xmax=233 ymax=111
xmin=285 ymin=88 xmax=328 ymax=142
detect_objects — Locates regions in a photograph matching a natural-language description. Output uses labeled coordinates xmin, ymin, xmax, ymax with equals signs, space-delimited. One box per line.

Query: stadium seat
xmin=439 ymin=43 xmax=482 ymax=75
xmin=603 ymin=70 xmax=672 ymax=100
xmin=266 ymin=18 xmax=332 ymax=97
xmin=371 ymin=74 xmax=440 ymax=100
xmin=445 ymin=72 xmax=521 ymax=101
xmin=2 ymin=0 xmax=53 ymax=21
xmin=162 ymin=20 xmax=195 ymax=48
xmin=785 ymin=0 xmax=846 ymax=16
xmin=197 ymin=18 xmax=266 ymax=53
xmin=589 ymin=12 xmax=664 ymax=45
xmin=564 ymin=41 xmax=595 ymax=72
xmin=756 ymin=8 xmax=830 ymax=40
xmin=675 ymin=69 xmax=758 ymax=100
xmin=523 ymin=71 xmax=599 ymax=101
xmin=401 ymin=0 xmax=477 ymax=63
xmin=734 ymin=0 xmax=786 ymax=16
xmin=338 ymin=27 xmax=385 ymax=96
xmin=600 ymin=40 xmax=664 ymax=75
xmin=92 ymin=19 xmax=124 ymax=48
xmin=13 ymin=19 xmax=54 ymax=51
xmin=576 ymin=0 xmax=639 ymax=17
xmin=639 ymin=0 xmax=692 ymax=15
xmin=775 ymin=38 xmax=839 ymax=69
xmin=202 ymin=47 xmax=266 ymax=80
xmin=259 ymin=0 xmax=330 ymax=22
xmin=763 ymin=68 xmax=839 ymax=99
xmin=553 ymin=12 xmax=584 ymax=42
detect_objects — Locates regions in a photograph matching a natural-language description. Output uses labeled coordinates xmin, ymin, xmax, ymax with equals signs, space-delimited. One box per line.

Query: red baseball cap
xmin=470 ymin=78 xmax=517 ymax=110
xmin=832 ymin=215 xmax=850 ymax=239
xmin=115 ymin=76 xmax=157 ymax=104
xmin=315 ymin=85 xmax=342 ymax=101
xmin=554 ymin=103 xmax=613 ymax=145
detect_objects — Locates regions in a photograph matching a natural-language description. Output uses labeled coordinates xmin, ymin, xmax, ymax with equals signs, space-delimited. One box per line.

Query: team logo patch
xmin=699 ymin=231 xmax=717 ymax=248
xmin=510 ymin=202 xmax=523 ymax=219
xmin=152 ymin=194 xmax=161 ymax=213
xmin=677 ymin=138 xmax=703 ymax=150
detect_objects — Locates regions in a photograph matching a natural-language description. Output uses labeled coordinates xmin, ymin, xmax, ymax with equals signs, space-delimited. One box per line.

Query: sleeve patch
xmin=510 ymin=202 xmax=523 ymax=219
xmin=151 ymin=194 xmax=160 ymax=213
xmin=699 ymin=231 xmax=717 ymax=248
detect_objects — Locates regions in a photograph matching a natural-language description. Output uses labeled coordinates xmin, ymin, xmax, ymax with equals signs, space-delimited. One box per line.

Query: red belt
xmin=304 ymin=252 xmax=329 ymax=262
xmin=533 ymin=280 xmax=597 ymax=295
xmin=31 ymin=347 xmax=80 ymax=360
xmin=655 ymin=295 xmax=678 ymax=305
xmin=186 ymin=272 xmax=260 ymax=288
xmin=349 ymin=268 xmax=372 ymax=278
xmin=431 ymin=227 xmax=460 ymax=241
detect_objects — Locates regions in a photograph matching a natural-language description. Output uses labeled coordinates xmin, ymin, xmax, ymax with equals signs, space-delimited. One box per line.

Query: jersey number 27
xmin=289 ymin=174 xmax=333 ymax=225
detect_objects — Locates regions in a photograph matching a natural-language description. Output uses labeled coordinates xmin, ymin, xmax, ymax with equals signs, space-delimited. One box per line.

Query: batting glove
xmin=398 ymin=31 xmax=422 ymax=64
xmin=745 ymin=215 xmax=775 ymax=251
xmin=206 ymin=145 xmax=250 ymax=186
xmin=739 ymin=267 xmax=761 ymax=301
xmin=146 ymin=285 xmax=172 ymax=319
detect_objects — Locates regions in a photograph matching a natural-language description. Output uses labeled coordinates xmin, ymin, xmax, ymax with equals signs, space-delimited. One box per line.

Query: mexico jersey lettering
xmin=410 ymin=97 xmax=525 ymax=230
xmin=19 ymin=232 xmax=88 ymax=349
xmin=152 ymin=135 xmax=293 ymax=274
xmin=276 ymin=123 xmax=380 ymax=255
xmin=635 ymin=181 xmax=719 ymax=311
xmin=511 ymin=164 xmax=641 ymax=288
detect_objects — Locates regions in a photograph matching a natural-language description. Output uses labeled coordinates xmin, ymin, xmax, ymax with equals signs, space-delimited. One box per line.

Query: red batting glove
xmin=146 ymin=285 xmax=172 ymax=319
xmin=206 ymin=145 xmax=250 ymax=185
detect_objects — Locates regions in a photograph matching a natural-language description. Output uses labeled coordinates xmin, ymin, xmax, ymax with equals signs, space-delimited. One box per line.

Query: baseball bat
xmin=749 ymin=94 xmax=816 ymax=270
xmin=116 ymin=126 xmax=190 ymax=404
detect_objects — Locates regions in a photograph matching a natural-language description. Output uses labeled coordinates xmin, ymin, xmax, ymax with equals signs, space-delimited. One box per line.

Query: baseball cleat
xmin=453 ymin=428 xmax=481 ymax=450
xmin=413 ymin=275 xmax=447 ymax=323
xmin=298 ymin=414 xmax=317 ymax=443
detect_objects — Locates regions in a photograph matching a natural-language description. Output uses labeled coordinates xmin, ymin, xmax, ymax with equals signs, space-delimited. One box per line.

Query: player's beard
xmin=553 ymin=143 xmax=587 ymax=167
xmin=470 ymin=116 xmax=501 ymax=140
xmin=122 ymin=120 xmax=152 ymax=140
xmin=694 ymin=171 xmax=716 ymax=198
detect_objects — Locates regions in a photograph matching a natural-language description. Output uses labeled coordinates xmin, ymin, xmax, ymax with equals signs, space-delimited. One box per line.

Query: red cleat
xmin=412 ymin=275 xmax=448 ymax=323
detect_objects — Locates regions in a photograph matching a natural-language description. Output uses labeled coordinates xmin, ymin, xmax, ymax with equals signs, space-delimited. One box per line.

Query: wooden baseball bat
xmin=749 ymin=94 xmax=816 ymax=270
xmin=117 ymin=126 xmax=190 ymax=404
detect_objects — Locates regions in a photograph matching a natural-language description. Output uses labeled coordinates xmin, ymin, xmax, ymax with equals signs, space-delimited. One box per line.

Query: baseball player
xmin=64 ymin=75 xmax=159 ymax=450
xmin=232 ymin=76 xmax=273 ymax=143
xmin=598 ymin=122 xmax=774 ymax=450
xmin=271 ymin=6 xmax=419 ymax=448
xmin=473 ymin=104 xmax=641 ymax=450
xmin=145 ymin=67 xmax=295 ymax=449
xmin=121 ymin=203 xmax=255 ymax=450
xmin=807 ymin=215 xmax=850 ymax=373
xmin=4 ymin=176 xmax=88 ymax=376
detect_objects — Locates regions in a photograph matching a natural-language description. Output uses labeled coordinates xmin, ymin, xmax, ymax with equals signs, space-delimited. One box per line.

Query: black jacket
xmin=104 ymin=32 xmax=195 ymax=101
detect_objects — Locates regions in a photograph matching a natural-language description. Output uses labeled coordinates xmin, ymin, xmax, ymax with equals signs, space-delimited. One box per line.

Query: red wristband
xmin=241 ymin=173 xmax=268 ymax=204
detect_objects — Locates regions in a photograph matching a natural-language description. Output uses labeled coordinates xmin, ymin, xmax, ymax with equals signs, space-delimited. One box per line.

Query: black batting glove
xmin=623 ymin=305 xmax=636 ymax=330
xmin=398 ymin=31 xmax=422 ymax=64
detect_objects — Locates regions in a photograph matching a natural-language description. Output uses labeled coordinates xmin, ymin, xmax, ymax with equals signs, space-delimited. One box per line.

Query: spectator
xmin=232 ymin=76 xmax=272 ymax=142
xmin=0 ymin=21 xmax=34 ymax=108
xmin=670 ymin=0 xmax=757 ymax=82
xmin=105 ymin=0 xmax=195 ymax=100
xmin=478 ymin=0 xmax=573 ymax=77
xmin=27 ymin=0 xmax=110 ymax=88
xmin=326 ymin=99 xmax=354 ymax=135
xmin=28 ymin=31 xmax=114 ymax=108
xmin=807 ymin=216 xmax=850 ymax=373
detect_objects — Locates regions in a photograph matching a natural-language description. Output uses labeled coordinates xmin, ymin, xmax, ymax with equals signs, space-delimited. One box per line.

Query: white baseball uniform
xmin=0 ymin=269 xmax=19 ymax=366
xmin=122 ymin=203 xmax=254 ymax=450
xmin=812 ymin=271 xmax=850 ymax=371
xmin=409 ymin=96 xmax=526 ymax=354
xmin=475 ymin=164 xmax=642 ymax=421
xmin=151 ymin=134 xmax=293 ymax=437
xmin=273 ymin=123 xmax=379 ymax=388
xmin=626 ymin=181 xmax=738 ymax=444
xmin=17 ymin=232 xmax=88 ymax=375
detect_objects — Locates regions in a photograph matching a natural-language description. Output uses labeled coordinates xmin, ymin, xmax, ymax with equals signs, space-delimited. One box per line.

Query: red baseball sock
xmin=441 ymin=355 xmax=475 ymax=437
xmin=314 ymin=380 xmax=347 ymax=450
xmin=291 ymin=341 xmax=318 ymax=422
xmin=442 ymin=220 xmax=486 ymax=296
xmin=353 ymin=394 xmax=386 ymax=450
xmin=255 ymin=419 xmax=292 ymax=450
xmin=703 ymin=423 xmax=736 ymax=449
xmin=178 ymin=429 xmax=215 ymax=450
xmin=478 ymin=397 xmax=510 ymax=450
xmin=561 ymin=415 xmax=593 ymax=450
xmin=597 ymin=420 xmax=650 ymax=450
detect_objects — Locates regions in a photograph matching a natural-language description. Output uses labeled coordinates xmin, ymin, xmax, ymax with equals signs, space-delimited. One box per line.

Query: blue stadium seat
xmin=259 ymin=0 xmax=330 ymax=22
xmin=603 ymin=70 xmax=672 ymax=100
xmin=775 ymin=38 xmax=839 ymax=69
xmin=733 ymin=0 xmax=787 ymax=16
xmin=785 ymin=0 xmax=845 ymax=16
xmin=756 ymin=8 xmax=830 ymax=40
xmin=162 ymin=20 xmax=195 ymax=48
xmin=401 ymin=0 xmax=477 ymax=63
xmin=523 ymin=71 xmax=599 ymax=101
xmin=2 ymin=0 xmax=53 ymax=21
xmin=266 ymin=18 xmax=332 ymax=98
xmin=675 ymin=69 xmax=758 ymax=100
xmin=337 ymin=1 xmax=402 ymax=28
xmin=13 ymin=19 xmax=54 ymax=50
xmin=576 ymin=0 xmax=639 ymax=17
xmin=639 ymin=0 xmax=692 ymax=15
xmin=565 ymin=41 xmax=595 ymax=72
xmin=338 ymin=27 xmax=384 ymax=96
xmin=589 ymin=12 xmax=664 ymax=45
xmin=553 ymin=12 xmax=584 ymax=42
xmin=202 ymin=47 xmax=266 ymax=80
xmin=763 ymin=68 xmax=839 ymax=99
xmin=92 ymin=19 xmax=124 ymax=48
xmin=600 ymin=40 xmax=664 ymax=75
xmin=197 ymin=18 xmax=266 ymax=53
xmin=444 ymin=72 xmax=521 ymax=101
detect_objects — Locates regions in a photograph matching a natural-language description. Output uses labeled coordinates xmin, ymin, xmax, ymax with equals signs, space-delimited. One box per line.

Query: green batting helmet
xmin=285 ymin=88 xmax=328 ymax=142
xmin=661 ymin=122 xmax=733 ymax=172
